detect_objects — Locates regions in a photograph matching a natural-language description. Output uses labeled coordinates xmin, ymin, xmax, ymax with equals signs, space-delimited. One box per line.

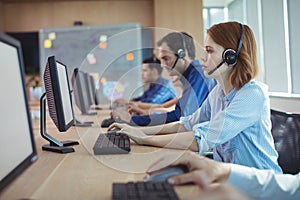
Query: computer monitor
xmin=70 ymin=68 xmax=94 ymax=127
xmin=89 ymin=74 xmax=101 ymax=106
xmin=85 ymin=72 xmax=101 ymax=109
xmin=85 ymin=72 xmax=95 ymax=106
xmin=0 ymin=33 xmax=37 ymax=191
xmin=71 ymin=68 xmax=96 ymax=115
xmin=41 ymin=55 xmax=79 ymax=153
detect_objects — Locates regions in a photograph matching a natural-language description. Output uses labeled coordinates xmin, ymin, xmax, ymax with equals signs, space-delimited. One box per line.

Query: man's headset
xmin=171 ymin=32 xmax=186 ymax=70
xmin=208 ymin=23 xmax=245 ymax=75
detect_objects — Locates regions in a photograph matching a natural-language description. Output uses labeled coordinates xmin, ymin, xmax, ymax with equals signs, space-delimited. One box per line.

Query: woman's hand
xmin=146 ymin=151 xmax=230 ymax=187
xmin=108 ymin=123 xmax=149 ymax=145
xmin=108 ymin=122 xmax=129 ymax=131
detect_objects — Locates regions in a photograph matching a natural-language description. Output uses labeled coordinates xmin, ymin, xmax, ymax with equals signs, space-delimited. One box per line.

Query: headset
xmin=177 ymin=32 xmax=187 ymax=58
xmin=208 ymin=23 xmax=245 ymax=75
xmin=171 ymin=32 xmax=186 ymax=70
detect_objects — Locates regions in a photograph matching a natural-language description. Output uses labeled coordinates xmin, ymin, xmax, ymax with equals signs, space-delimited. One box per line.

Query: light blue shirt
xmin=228 ymin=164 xmax=300 ymax=200
xmin=180 ymin=80 xmax=282 ymax=173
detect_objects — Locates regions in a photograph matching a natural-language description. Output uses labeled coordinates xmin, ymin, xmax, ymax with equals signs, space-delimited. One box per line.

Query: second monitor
xmin=71 ymin=68 xmax=97 ymax=116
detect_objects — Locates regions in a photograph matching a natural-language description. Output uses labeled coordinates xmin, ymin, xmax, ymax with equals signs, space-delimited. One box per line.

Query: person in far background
xmin=113 ymin=56 xmax=177 ymax=108
xmin=131 ymin=56 xmax=177 ymax=105
xmin=127 ymin=75 xmax=183 ymax=116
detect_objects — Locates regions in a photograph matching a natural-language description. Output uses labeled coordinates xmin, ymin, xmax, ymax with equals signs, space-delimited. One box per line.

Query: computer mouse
xmin=143 ymin=165 xmax=188 ymax=183
xmin=101 ymin=118 xmax=124 ymax=128
xmin=101 ymin=118 xmax=116 ymax=128
xmin=106 ymin=128 xmax=121 ymax=135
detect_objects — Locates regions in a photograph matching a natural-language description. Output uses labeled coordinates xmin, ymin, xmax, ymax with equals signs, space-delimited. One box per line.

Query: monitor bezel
xmin=0 ymin=33 xmax=37 ymax=192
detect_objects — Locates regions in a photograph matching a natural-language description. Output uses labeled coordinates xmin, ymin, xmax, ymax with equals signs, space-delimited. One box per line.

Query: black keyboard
xmin=93 ymin=132 xmax=131 ymax=155
xmin=112 ymin=182 xmax=179 ymax=200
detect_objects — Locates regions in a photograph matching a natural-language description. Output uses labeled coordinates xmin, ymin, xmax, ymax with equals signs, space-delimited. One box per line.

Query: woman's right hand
xmin=108 ymin=123 xmax=149 ymax=145
xmin=107 ymin=122 xmax=129 ymax=131
xmin=146 ymin=151 xmax=230 ymax=187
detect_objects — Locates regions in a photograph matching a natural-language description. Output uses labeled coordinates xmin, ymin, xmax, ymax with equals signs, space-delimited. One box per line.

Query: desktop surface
xmin=0 ymin=107 xmax=201 ymax=200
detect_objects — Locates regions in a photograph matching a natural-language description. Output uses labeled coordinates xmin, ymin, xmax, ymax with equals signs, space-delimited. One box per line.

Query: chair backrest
xmin=270 ymin=109 xmax=300 ymax=174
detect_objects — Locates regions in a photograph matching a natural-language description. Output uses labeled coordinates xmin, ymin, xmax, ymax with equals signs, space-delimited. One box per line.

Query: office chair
xmin=270 ymin=109 xmax=300 ymax=174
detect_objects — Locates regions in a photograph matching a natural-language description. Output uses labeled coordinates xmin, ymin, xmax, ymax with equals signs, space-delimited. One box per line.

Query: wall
xmin=0 ymin=2 xmax=3 ymax=31
xmin=3 ymin=0 xmax=154 ymax=32
xmin=270 ymin=97 xmax=300 ymax=114
xmin=154 ymin=0 xmax=203 ymax=59
xmin=2 ymin=0 xmax=203 ymax=54
xmin=154 ymin=0 xmax=203 ymax=42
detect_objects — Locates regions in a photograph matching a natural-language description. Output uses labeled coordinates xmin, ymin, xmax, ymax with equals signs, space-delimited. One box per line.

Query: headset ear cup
xmin=223 ymin=49 xmax=237 ymax=66
xmin=177 ymin=49 xmax=186 ymax=58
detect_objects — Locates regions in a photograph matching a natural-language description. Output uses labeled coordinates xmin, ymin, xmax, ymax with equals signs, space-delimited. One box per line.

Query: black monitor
xmin=71 ymin=68 xmax=97 ymax=115
xmin=40 ymin=55 xmax=79 ymax=153
xmin=89 ymin=74 xmax=101 ymax=106
xmin=0 ymin=33 xmax=37 ymax=191
xmin=86 ymin=72 xmax=101 ymax=109
xmin=70 ymin=68 xmax=94 ymax=127
xmin=85 ymin=72 xmax=94 ymax=106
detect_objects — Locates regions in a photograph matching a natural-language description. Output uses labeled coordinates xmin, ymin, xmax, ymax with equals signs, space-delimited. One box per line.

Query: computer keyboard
xmin=93 ymin=132 xmax=131 ymax=155
xmin=112 ymin=181 xmax=179 ymax=200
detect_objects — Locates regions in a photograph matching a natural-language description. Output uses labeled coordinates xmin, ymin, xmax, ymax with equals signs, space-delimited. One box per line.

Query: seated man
xmin=132 ymin=56 xmax=177 ymax=104
xmin=114 ymin=56 xmax=177 ymax=106
xmin=127 ymin=75 xmax=183 ymax=116
xmin=112 ymin=32 xmax=216 ymax=126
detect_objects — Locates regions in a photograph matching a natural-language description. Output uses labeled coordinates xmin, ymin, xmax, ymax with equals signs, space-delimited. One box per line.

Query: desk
xmin=0 ymin=107 xmax=200 ymax=200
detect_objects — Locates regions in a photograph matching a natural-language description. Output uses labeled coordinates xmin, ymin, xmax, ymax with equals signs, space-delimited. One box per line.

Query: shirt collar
xmin=224 ymin=88 xmax=237 ymax=102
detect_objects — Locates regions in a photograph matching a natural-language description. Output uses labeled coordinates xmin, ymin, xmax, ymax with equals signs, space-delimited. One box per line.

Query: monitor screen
xmin=44 ymin=56 xmax=74 ymax=132
xmin=0 ymin=33 xmax=37 ymax=191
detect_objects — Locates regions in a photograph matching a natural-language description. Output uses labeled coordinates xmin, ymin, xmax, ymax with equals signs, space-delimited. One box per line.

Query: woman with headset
xmin=109 ymin=21 xmax=282 ymax=172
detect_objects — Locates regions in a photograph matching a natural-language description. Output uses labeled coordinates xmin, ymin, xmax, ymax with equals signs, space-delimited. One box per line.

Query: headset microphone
xmin=207 ymin=60 xmax=225 ymax=75
xmin=171 ymin=56 xmax=179 ymax=70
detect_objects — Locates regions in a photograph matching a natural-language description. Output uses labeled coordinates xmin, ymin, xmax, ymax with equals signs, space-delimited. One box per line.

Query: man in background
xmin=112 ymin=32 xmax=216 ymax=126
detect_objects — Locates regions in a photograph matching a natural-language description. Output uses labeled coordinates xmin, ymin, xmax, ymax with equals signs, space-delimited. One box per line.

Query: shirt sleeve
xmin=130 ymin=109 xmax=180 ymax=126
xmin=194 ymin=83 xmax=267 ymax=153
xmin=180 ymin=95 xmax=211 ymax=131
xmin=150 ymin=83 xmax=177 ymax=104
xmin=228 ymin=164 xmax=300 ymax=200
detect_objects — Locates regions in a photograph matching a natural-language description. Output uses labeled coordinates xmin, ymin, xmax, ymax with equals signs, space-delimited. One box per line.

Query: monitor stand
xmin=40 ymin=93 xmax=79 ymax=154
xmin=74 ymin=118 xmax=93 ymax=127
xmin=82 ymin=111 xmax=97 ymax=115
